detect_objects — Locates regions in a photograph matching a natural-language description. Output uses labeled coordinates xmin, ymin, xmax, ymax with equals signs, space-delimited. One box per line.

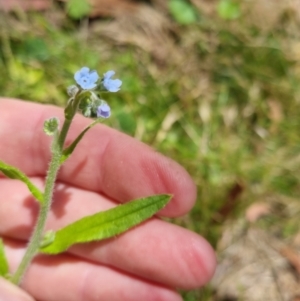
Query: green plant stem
xmin=11 ymin=109 xmax=75 ymax=285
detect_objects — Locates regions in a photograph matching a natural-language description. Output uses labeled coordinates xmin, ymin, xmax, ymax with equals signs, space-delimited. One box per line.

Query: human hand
xmin=0 ymin=99 xmax=216 ymax=301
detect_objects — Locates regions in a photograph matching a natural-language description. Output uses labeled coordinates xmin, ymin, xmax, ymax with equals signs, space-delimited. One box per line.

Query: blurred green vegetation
xmin=1 ymin=1 xmax=300 ymax=300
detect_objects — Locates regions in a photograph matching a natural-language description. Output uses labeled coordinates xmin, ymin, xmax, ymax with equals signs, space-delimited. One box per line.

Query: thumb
xmin=0 ymin=277 xmax=35 ymax=301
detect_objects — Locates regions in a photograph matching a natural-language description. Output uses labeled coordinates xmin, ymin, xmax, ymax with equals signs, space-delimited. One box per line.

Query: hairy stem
xmin=11 ymin=106 xmax=75 ymax=285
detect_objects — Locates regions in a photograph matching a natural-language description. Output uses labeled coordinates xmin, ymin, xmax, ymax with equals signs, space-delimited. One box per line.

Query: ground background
xmin=1 ymin=0 xmax=300 ymax=300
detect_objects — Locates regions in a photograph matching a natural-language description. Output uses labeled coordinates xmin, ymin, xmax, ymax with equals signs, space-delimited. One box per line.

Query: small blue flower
xmin=103 ymin=70 xmax=122 ymax=92
xmin=97 ymin=103 xmax=111 ymax=118
xmin=74 ymin=67 xmax=99 ymax=90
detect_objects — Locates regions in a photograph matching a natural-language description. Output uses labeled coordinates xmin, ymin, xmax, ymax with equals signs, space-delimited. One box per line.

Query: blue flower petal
xmin=74 ymin=67 xmax=99 ymax=90
xmin=104 ymin=70 xmax=115 ymax=79
xmin=103 ymin=70 xmax=122 ymax=92
xmin=97 ymin=103 xmax=111 ymax=118
xmin=74 ymin=67 xmax=89 ymax=82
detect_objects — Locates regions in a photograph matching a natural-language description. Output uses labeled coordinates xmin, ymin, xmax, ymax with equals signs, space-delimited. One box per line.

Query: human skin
xmin=0 ymin=99 xmax=216 ymax=301
xmin=0 ymin=0 xmax=51 ymax=12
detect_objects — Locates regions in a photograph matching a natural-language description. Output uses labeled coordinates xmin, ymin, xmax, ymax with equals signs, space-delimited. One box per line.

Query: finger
xmin=0 ymin=178 xmax=216 ymax=289
xmin=0 ymin=0 xmax=51 ymax=12
xmin=4 ymin=239 xmax=183 ymax=301
xmin=0 ymin=98 xmax=196 ymax=217
xmin=0 ymin=276 xmax=35 ymax=301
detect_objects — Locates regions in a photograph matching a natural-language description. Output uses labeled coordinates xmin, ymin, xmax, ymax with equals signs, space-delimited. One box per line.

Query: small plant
xmin=0 ymin=67 xmax=171 ymax=285
xmin=66 ymin=0 xmax=91 ymax=20
xmin=168 ymin=0 xmax=198 ymax=25
xmin=217 ymin=0 xmax=241 ymax=20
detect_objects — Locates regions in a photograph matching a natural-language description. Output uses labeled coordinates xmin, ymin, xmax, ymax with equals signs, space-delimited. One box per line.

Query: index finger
xmin=0 ymin=98 xmax=197 ymax=217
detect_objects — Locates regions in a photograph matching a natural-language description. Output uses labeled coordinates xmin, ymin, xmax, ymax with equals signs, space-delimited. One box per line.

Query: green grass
xmin=1 ymin=2 xmax=300 ymax=300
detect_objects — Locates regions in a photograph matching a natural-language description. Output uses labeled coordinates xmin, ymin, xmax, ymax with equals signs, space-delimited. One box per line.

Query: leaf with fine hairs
xmin=0 ymin=161 xmax=44 ymax=204
xmin=0 ymin=239 xmax=9 ymax=277
xmin=40 ymin=194 xmax=172 ymax=254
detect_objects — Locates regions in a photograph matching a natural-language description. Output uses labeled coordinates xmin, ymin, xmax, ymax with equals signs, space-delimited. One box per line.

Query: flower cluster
xmin=72 ymin=67 xmax=122 ymax=118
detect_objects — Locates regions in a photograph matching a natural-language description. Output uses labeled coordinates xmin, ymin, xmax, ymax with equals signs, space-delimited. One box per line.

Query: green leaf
xmin=0 ymin=161 xmax=44 ymax=204
xmin=61 ymin=119 xmax=101 ymax=164
xmin=40 ymin=194 xmax=171 ymax=254
xmin=0 ymin=239 xmax=9 ymax=277
xmin=66 ymin=0 xmax=91 ymax=20
xmin=44 ymin=117 xmax=59 ymax=136
xmin=217 ymin=0 xmax=241 ymax=20
xmin=168 ymin=0 xmax=198 ymax=25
